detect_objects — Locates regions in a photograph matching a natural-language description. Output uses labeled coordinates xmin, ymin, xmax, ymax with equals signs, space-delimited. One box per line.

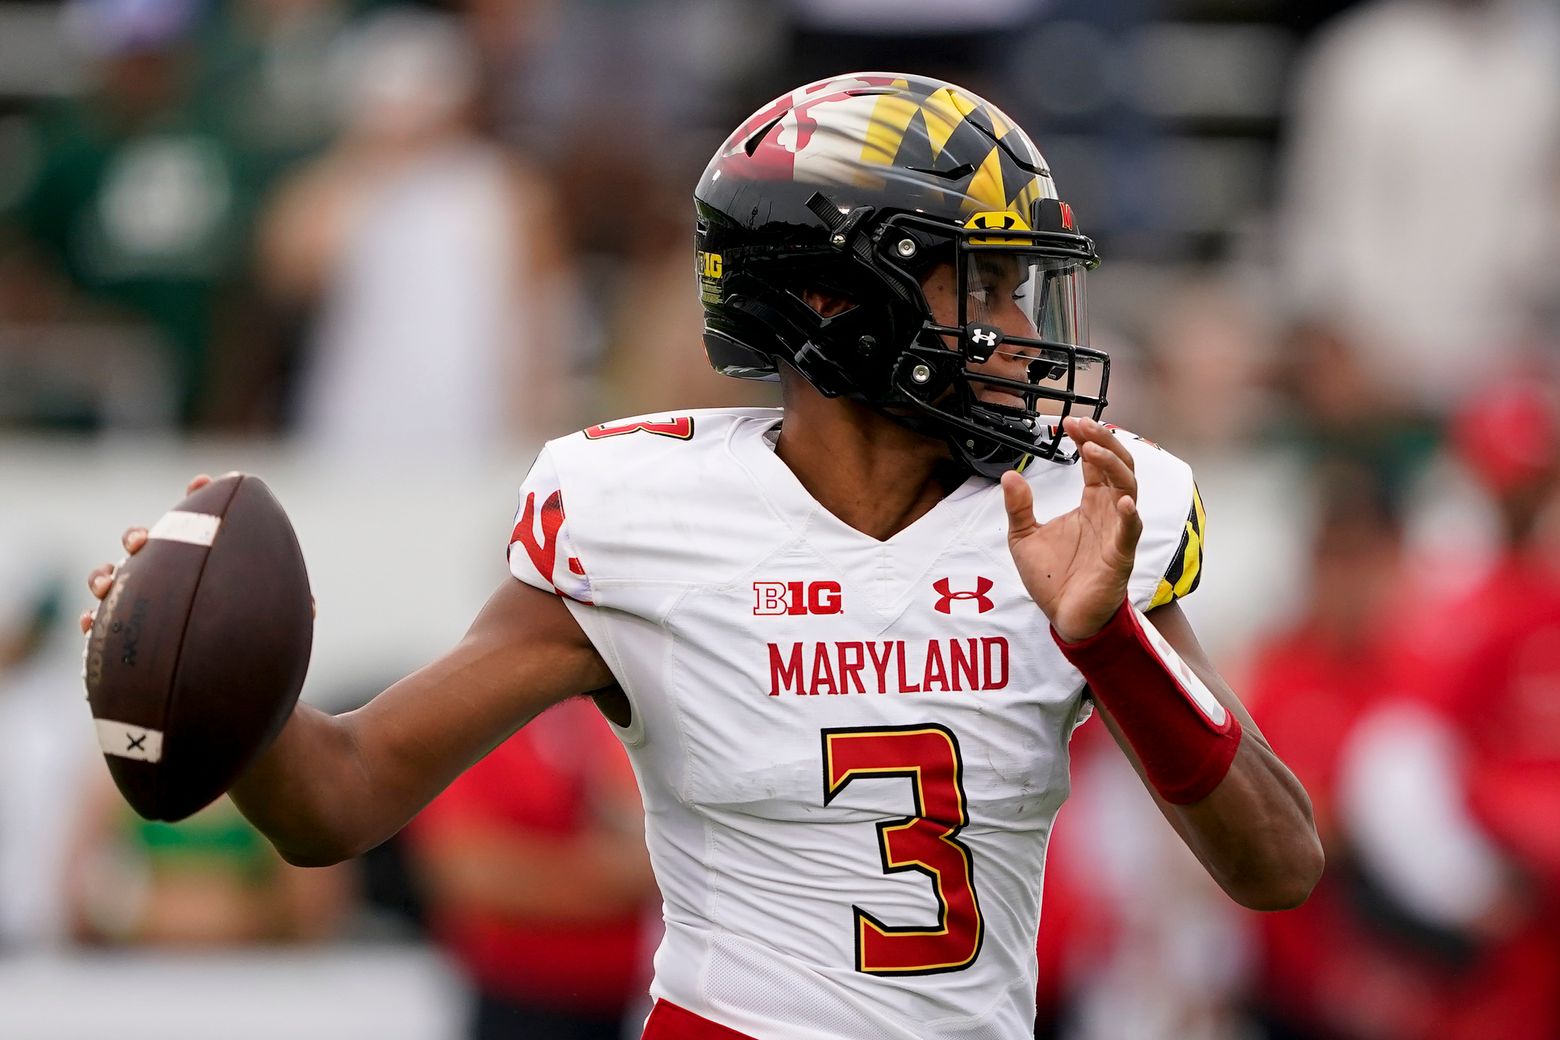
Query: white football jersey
xmin=508 ymin=408 xmax=1203 ymax=1040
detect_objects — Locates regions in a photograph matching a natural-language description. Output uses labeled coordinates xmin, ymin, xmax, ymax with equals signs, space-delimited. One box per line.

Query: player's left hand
xmin=1001 ymin=416 xmax=1142 ymax=642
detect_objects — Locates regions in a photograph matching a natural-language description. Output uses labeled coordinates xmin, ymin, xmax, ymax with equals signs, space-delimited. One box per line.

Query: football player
xmin=84 ymin=74 xmax=1321 ymax=1039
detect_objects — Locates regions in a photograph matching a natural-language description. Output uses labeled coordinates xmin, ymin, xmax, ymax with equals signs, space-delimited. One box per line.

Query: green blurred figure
xmin=0 ymin=0 xmax=346 ymax=430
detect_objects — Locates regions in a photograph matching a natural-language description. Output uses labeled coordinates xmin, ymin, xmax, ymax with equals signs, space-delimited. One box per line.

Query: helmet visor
xmin=962 ymin=251 xmax=1089 ymax=350
xmin=955 ymin=250 xmax=1103 ymax=420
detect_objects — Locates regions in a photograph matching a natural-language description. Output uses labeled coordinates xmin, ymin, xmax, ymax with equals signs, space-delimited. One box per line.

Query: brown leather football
xmin=84 ymin=474 xmax=313 ymax=822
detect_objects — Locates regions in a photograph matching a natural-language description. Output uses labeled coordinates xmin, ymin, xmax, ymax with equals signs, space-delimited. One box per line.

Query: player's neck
xmin=775 ymin=382 xmax=967 ymax=542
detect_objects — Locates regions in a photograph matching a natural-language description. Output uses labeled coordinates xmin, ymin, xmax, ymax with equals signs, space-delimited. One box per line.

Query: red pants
xmin=641 ymin=1001 xmax=758 ymax=1039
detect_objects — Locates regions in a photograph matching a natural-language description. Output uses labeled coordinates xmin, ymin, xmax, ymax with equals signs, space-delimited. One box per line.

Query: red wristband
xmin=1053 ymin=600 xmax=1242 ymax=804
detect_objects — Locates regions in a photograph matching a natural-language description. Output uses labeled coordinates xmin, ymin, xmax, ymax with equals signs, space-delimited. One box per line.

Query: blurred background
xmin=2 ymin=0 xmax=1559 ymax=1036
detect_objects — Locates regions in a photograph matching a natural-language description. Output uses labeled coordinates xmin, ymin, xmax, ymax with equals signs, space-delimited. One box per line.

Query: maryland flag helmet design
xmin=696 ymin=73 xmax=1107 ymax=474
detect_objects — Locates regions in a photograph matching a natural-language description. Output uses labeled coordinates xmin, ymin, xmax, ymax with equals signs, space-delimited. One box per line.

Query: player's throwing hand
xmin=79 ymin=474 xmax=214 ymax=634
xmin=1001 ymin=416 xmax=1143 ymax=642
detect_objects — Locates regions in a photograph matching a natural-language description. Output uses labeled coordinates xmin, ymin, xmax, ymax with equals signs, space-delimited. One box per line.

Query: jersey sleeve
xmin=507 ymin=446 xmax=593 ymax=604
xmin=1113 ymin=430 xmax=1205 ymax=611
xmin=1146 ymin=481 xmax=1205 ymax=609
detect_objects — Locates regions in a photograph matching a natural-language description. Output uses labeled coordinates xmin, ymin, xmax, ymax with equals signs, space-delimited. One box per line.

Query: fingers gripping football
xmin=1001 ymin=417 xmax=1143 ymax=642
xmin=81 ymin=475 xmax=215 ymax=634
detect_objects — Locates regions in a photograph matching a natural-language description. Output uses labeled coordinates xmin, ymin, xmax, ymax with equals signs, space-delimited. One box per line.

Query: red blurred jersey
xmin=1401 ymin=557 xmax=1560 ymax=889
xmin=1246 ymin=615 xmax=1417 ymax=1038
xmin=1253 ymin=557 xmax=1560 ymax=1040
xmin=409 ymin=698 xmax=649 ymax=1012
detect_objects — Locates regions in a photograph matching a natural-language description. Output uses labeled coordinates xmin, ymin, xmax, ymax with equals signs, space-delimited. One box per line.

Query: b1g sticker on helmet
xmin=697 ymin=251 xmax=724 ymax=305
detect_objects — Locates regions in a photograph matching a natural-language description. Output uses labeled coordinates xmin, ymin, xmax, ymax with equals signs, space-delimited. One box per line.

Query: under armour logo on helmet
xmin=965 ymin=325 xmax=1003 ymax=362
xmin=933 ymin=577 xmax=995 ymax=614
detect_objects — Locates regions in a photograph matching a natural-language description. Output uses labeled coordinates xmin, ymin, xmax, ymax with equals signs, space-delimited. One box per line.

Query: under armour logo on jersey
xmin=964 ymin=325 xmax=1002 ymax=362
xmin=933 ymin=577 xmax=995 ymax=614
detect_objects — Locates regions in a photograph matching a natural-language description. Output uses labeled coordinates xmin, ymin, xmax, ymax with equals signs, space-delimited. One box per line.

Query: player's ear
xmin=802 ymin=288 xmax=853 ymax=318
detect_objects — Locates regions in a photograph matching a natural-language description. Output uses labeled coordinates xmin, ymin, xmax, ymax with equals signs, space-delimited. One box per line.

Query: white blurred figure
xmin=0 ymin=555 xmax=93 ymax=948
xmin=1281 ymin=0 xmax=1560 ymax=414
xmin=262 ymin=8 xmax=573 ymax=462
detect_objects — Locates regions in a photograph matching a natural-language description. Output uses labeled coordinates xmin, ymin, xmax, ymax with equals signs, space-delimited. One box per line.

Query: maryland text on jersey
xmin=767 ymin=636 xmax=1012 ymax=696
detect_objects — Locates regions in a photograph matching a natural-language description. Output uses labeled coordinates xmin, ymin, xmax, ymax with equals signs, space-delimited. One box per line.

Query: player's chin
xmin=976 ymin=390 xmax=1027 ymax=409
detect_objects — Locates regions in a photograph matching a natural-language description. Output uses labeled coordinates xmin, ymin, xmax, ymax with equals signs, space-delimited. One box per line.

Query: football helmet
xmin=695 ymin=73 xmax=1106 ymax=475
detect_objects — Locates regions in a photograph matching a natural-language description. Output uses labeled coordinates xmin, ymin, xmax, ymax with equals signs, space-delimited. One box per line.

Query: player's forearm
xmin=1158 ymin=639 xmax=1326 ymax=910
xmin=230 ymin=610 xmax=598 ymax=865
xmin=232 ymin=679 xmax=524 ymax=865
xmin=1064 ymin=601 xmax=1323 ymax=909
xmin=229 ymin=680 xmax=483 ymax=867
xmin=1095 ymin=700 xmax=1321 ymax=909
xmin=228 ymin=702 xmax=382 ymax=866
xmin=1164 ymin=734 xmax=1323 ymax=910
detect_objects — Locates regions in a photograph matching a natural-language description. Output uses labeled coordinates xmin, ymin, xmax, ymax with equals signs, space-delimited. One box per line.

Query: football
xmin=84 ymin=474 xmax=314 ymax=822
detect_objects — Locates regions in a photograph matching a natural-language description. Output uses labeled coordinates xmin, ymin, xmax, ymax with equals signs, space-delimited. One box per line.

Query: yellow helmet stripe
xmin=922 ymin=101 xmax=961 ymax=161
xmin=986 ymin=103 xmax=1014 ymax=139
xmin=1012 ymin=177 xmax=1043 ymax=215
xmin=861 ymin=93 xmax=922 ymax=166
xmin=966 ymin=146 xmax=1008 ymax=213
xmin=921 ymin=88 xmax=978 ymax=160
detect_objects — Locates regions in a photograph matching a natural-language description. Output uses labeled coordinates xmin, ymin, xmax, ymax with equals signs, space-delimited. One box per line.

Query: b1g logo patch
xmin=697 ymin=250 xmax=724 ymax=305
xmin=754 ymin=580 xmax=843 ymax=616
xmin=583 ymin=416 xmax=695 ymax=440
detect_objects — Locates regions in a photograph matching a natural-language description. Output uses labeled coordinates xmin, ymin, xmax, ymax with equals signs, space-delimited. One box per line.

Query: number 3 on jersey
xmin=822 ymin=724 xmax=984 ymax=976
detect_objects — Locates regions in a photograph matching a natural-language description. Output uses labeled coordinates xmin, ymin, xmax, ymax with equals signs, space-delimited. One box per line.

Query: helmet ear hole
xmin=802 ymin=289 xmax=855 ymax=318
xmin=703 ymin=328 xmax=779 ymax=381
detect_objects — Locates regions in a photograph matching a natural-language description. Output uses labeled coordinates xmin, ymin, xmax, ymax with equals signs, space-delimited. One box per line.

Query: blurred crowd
xmin=3 ymin=0 xmax=1560 ymax=1038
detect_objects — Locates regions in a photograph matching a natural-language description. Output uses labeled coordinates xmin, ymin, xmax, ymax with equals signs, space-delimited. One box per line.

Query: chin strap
xmin=1053 ymin=600 xmax=1243 ymax=805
